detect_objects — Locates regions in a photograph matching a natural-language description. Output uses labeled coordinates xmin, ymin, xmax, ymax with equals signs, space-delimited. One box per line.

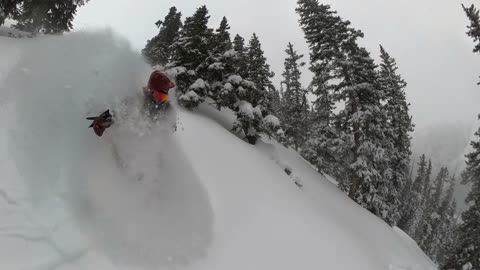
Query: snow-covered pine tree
xmin=463 ymin=4 xmax=480 ymax=54
xmin=142 ymin=7 xmax=182 ymax=66
xmin=233 ymin=34 xmax=249 ymax=78
xmin=445 ymin=125 xmax=480 ymax=270
xmin=335 ymin=44 xmax=392 ymax=220
xmin=296 ymin=0 xmax=362 ymax=180
xmin=442 ymin=6 xmax=480 ymax=269
xmin=213 ymin=17 xmax=232 ymax=53
xmin=297 ymin=0 xmax=395 ymax=224
xmin=281 ymin=42 xmax=308 ymax=151
xmin=8 ymin=0 xmax=90 ymax=33
xmin=413 ymin=160 xmax=433 ymax=239
xmin=398 ymin=154 xmax=427 ymax=233
xmin=377 ymin=45 xmax=414 ymax=225
xmin=434 ymin=177 xmax=457 ymax=265
xmin=423 ymin=161 xmax=433 ymax=204
xmin=270 ymin=86 xmax=283 ymax=117
xmin=416 ymin=167 xmax=450 ymax=257
xmin=440 ymin=198 xmax=459 ymax=270
xmin=199 ymin=16 xmax=235 ymax=108
xmin=186 ymin=16 xmax=270 ymax=145
xmin=245 ymin=33 xmax=275 ymax=113
xmin=170 ymin=5 xmax=214 ymax=108
xmin=0 ymin=0 xmax=18 ymax=26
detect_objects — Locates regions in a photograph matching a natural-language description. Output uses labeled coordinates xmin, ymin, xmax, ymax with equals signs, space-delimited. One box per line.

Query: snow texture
xmin=223 ymin=49 xmax=236 ymax=58
xmin=165 ymin=66 xmax=187 ymax=77
xmin=264 ymin=114 xmax=280 ymax=127
xmin=223 ymin=83 xmax=233 ymax=91
xmin=227 ymin=75 xmax=243 ymax=84
xmin=180 ymin=90 xmax=200 ymax=102
xmin=0 ymin=26 xmax=34 ymax=38
xmin=235 ymin=100 xmax=259 ymax=119
xmin=208 ymin=62 xmax=224 ymax=70
xmin=0 ymin=31 xmax=436 ymax=270
xmin=189 ymin=78 xmax=206 ymax=90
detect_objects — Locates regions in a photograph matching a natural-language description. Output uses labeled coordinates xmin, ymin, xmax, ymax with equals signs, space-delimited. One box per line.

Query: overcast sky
xmin=74 ymin=0 xmax=480 ymax=130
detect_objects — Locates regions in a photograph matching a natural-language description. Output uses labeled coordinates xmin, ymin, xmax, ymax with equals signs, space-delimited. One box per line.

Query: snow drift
xmin=0 ymin=31 xmax=435 ymax=269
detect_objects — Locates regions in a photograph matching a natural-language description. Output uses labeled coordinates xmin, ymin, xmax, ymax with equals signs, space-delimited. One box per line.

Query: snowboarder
xmin=143 ymin=70 xmax=176 ymax=115
xmin=86 ymin=70 xmax=176 ymax=137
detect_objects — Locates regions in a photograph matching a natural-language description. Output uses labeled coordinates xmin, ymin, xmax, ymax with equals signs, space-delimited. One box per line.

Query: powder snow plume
xmin=0 ymin=31 xmax=213 ymax=269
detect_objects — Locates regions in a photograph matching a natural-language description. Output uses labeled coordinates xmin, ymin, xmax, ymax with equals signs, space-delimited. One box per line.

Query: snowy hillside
xmin=0 ymin=26 xmax=34 ymax=38
xmin=0 ymin=32 xmax=436 ymax=270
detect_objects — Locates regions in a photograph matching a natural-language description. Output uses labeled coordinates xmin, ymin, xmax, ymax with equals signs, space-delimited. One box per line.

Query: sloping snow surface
xmin=0 ymin=31 xmax=436 ymax=270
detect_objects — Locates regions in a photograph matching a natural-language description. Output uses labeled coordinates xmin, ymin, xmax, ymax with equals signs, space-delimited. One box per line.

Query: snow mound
xmin=190 ymin=78 xmax=207 ymax=89
xmin=0 ymin=26 xmax=34 ymax=38
xmin=263 ymin=114 xmax=281 ymax=127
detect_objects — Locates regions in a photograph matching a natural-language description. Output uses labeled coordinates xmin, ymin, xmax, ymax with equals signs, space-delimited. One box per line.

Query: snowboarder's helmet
xmin=147 ymin=70 xmax=172 ymax=92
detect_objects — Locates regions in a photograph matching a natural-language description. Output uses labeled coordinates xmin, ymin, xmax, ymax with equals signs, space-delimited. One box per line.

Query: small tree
xmin=398 ymin=154 xmax=427 ymax=233
xmin=245 ymin=33 xmax=275 ymax=112
xmin=233 ymin=34 xmax=248 ymax=78
xmin=281 ymin=42 xmax=307 ymax=151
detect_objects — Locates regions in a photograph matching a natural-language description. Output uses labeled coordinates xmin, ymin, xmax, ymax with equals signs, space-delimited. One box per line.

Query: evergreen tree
xmin=296 ymin=0 xmax=362 ymax=178
xmin=245 ymin=33 xmax=275 ymax=111
xmin=446 ymin=126 xmax=480 ymax=270
xmin=168 ymin=8 xmax=273 ymax=145
xmin=378 ymin=45 xmax=414 ymax=225
xmin=334 ymin=45 xmax=392 ymax=220
xmin=443 ymin=6 xmax=480 ymax=268
xmin=423 ymin=161 xmax=433 ymax=202
xmin=297 ymin=0 xmax=396 ymax=224
xmin=9 ymin=0 xmax=89 ymax=34
xmin=416 ymin=167 xmax=450 ymax=258
xmin=463 ymin=4 xmax=480 ymax=54
xmin=214 ymin=17 xmax=232 ymax=53
xmin=171 ymin=5 xmax=214 ymax=107
xmin=0 ymin=0 xmax=19 ymax=26
xmin=398 ymin=154 xmax=427 ymax=233
xmin=281 ymin=42 xmax=308 ymax=151
xmin=142 ymin=7 xmax=182 ymax=66
xmin=441 ymin=207 xmax=460 ymax=270
xmin=171 ymin=5 xmax=213 ymax=71
xmin=413 ymin=160 xmax=433 ymax=239
xmin=233 ymin=34 xmax=248 ymax=78
xmin=435 ymin=178 xmax=457 ymax=265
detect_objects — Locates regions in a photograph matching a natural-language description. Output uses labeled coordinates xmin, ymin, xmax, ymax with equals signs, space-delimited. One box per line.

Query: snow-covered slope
xmin=0 ymin=26 xmax=34 ymax=38
xmin=0 ymin=32 xmax=436 ymax=270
